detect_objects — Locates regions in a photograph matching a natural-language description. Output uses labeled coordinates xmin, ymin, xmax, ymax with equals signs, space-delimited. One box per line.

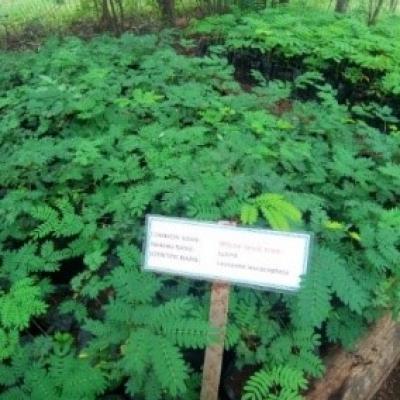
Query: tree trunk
xmin=389 ymin=0 xmax=398 ymax=12
xmin=271 ymin=0 xmax=290 ymax=6
xmin=108 ymin=0 xmax=120 ymax=34
xmin=335 ymin=0 xmax=349 ymax=13
xmin=115 ymin=0 xmax=124 ymax=29
xmin=368 ymin=0 xmax=385 ymax=25
xmin=157 ymin=0 xmax=175 ymax=26
xmin=100 ymin=0 xmax=112 ymax=28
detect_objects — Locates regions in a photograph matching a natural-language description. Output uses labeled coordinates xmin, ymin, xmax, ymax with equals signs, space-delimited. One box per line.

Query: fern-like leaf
xmin=0 ymin=278 xmax=47 ymax=330
xmin=242 ymin=366 xmax=307 ymax=400
xmin=150 ymin=336 xmax=188 ymax=397
xmin=296 ymin=266 xmax=331 ymax=329
xmin=160 ymin=318 xmax=217 ymax=349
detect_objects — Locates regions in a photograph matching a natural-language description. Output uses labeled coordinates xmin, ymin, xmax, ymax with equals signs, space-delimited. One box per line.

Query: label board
xmin=143 ymin=215 xmax=311 ymax=291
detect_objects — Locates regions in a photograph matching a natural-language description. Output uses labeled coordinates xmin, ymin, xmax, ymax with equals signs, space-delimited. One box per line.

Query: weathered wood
xmin=307 ymin=314 xmax=400 ymax=400
xmin=201 ymin=220 xmax=237 ymax=400
xmin=200 ymin=282 xmax=230 ymax=400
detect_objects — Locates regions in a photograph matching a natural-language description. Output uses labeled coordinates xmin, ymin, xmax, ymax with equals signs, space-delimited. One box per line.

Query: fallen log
xmin=307 ymin=314 xmax=400 ymax=400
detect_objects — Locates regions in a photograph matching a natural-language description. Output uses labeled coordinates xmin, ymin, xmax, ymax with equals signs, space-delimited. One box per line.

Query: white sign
xmin=143 ymin=215 xmax=311 ymax=291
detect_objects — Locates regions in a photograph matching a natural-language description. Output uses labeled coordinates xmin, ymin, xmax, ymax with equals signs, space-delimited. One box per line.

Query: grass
xmin=0 ymin=0 xmax=83 ymax=28
xmin=0 ymin=0 xmax=158 ymax=34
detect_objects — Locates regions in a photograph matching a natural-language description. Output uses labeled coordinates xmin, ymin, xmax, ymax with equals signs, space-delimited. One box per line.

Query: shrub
xmin=0 ymin=25 xmax=399 ymax=399
xmin=190 ymin=8 xmax=400 ymax=103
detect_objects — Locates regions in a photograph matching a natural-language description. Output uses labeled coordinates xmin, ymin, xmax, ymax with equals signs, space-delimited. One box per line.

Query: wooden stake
xmin=200 ymin=281 xmax=230 ymax=400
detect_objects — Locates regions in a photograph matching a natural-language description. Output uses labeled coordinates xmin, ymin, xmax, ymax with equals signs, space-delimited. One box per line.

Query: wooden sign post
xmin=200 ymin=220 xmax=235 ymax=400
xmin=143 ymin=215 xmax=311 ymax=400
xmin=200 ymin=281 xmax=230 ymax=400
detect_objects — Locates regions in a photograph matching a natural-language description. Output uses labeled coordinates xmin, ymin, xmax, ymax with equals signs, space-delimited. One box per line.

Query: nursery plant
xmin=0 ymin=8 xmax=399 ymax=398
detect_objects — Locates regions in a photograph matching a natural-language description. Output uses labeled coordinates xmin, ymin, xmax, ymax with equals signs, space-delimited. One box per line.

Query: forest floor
xmin=373 ymin=362 xmax=400 ymax=400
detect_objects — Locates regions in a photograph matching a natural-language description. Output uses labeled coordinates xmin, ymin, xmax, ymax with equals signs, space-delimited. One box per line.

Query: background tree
xmin=157 ymin=0 xmax=176 ymax=25
xmin=389 ymin=0 xmax=399 ymax=12
xmin=368 ymin=0 xmax=385 ymax=24
xmin=335 ymin=0 xmax=350 ymax=12
xmin=271 ymin=0 xmax=290 ymax=5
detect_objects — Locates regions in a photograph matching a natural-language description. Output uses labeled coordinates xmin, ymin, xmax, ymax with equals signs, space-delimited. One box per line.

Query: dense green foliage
xmin=192 ymin=7 xmax=400 ymax=99
xmin=0 ymin=7 xmax=400 ymax=398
